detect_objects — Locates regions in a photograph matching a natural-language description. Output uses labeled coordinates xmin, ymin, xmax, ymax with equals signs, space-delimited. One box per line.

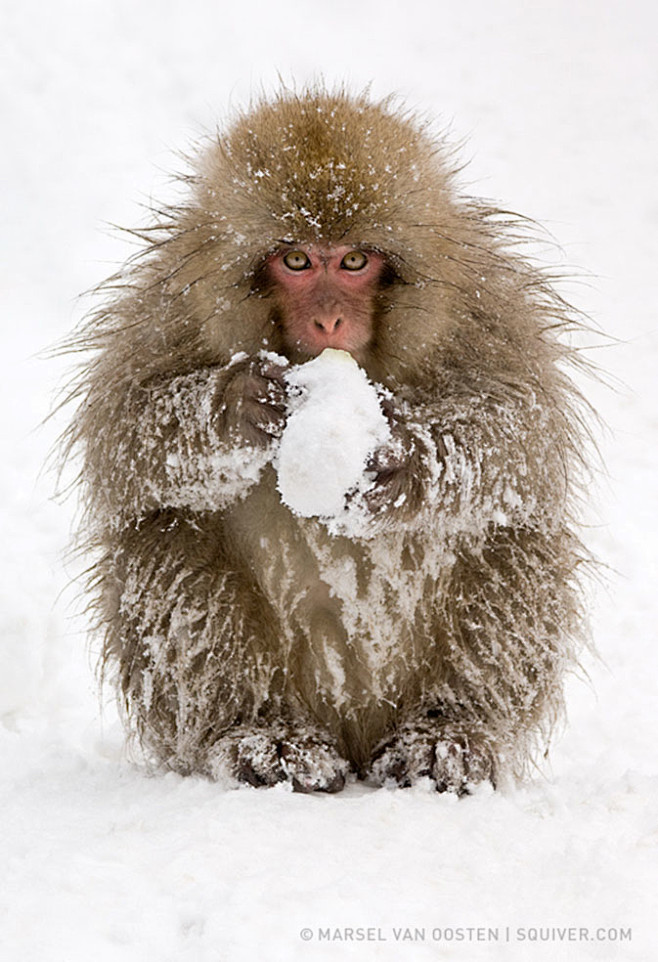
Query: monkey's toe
xmin=368 ymin=727 xmax=435 ymax=788
xmin=432 ymin=734 xmax=494 ymax=795
xmin=213 ymin=729 xmax=286 ymax=787
xmin=209 ymin=725 xmax=350 ymax=793
xmin=368 ymin=725 xmax=494 ymax=795
xmin=280 ymin=735 xmax=349 ymax=794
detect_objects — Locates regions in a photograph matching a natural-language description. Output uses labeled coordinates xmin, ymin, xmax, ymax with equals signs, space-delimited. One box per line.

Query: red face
xmin=266 ymin=245 xmax=385 ymax=361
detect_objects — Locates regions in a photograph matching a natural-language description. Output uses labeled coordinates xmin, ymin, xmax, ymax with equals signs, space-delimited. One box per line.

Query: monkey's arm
xmin=362 ymin=389 xmax=572 ymax=534
xmin=429 ymin=392 xmax=570 ymax=526
xmin=82 ymin=355 xmax=287 ymax=526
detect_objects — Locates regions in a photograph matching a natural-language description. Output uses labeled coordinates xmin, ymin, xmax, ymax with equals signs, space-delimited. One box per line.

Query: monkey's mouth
xmin=285 ymin=337 xmax=371 ymax=367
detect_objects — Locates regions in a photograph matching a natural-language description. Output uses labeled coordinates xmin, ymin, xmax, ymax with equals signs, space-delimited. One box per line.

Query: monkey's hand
xmin=362 ymin=416 xmax=428 ymax=520
xmin=217 ymin=355 xmax=289 ymax=449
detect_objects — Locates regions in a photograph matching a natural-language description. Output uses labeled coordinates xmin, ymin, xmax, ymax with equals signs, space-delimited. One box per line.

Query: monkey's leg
xmin=101 ymin=510 xmax=285 ymax=776
xmin=102 ymin=509 xmax=351 ymax=789
xmin=205 ymin=596 xmax=355 ymax=792
xmin=367 ymin=526 xmax=583 ymax=793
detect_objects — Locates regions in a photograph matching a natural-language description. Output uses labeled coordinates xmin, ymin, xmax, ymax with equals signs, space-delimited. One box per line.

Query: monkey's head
xmin=133 ymin=87 xmax=541 ymax=394
xmin=149 ymin=88 xmax=477 ymax=386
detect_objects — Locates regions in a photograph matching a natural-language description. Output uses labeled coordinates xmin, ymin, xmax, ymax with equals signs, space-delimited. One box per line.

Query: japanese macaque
xmin=62 ymin=87 xmax=591 ymax=794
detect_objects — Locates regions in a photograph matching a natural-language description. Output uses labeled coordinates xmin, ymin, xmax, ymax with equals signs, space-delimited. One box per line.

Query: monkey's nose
xmin=314 ymin=316 xmax=342 ymax=333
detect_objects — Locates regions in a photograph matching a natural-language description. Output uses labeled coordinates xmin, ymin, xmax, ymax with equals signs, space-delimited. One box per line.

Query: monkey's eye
xmin=340 ymin=250 xmax=368 ymax=271
xmin=282 ymin=250 xmax=311 ymax=271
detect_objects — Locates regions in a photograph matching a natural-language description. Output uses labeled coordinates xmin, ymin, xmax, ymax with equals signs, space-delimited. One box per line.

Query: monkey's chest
xmin=259 ymin=515 xmax=442 ymax=691
xmin=225 ymin=480 xmax=448 ymax=702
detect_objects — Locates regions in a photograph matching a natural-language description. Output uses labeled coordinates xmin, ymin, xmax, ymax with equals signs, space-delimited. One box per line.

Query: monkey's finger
xmin=239 ymin=371 xmax=287 ymax=411
xmin=245 ymin=400 xmax=287 ymax=437
xmin=250 ymin=370 xmax=288 ymax=407
xmin=260 ymin=359 xmax=289 ymax=382
xmin=378 ymin=397 xmax=398 ymax=422
xmin=258 ymin=383 xmax=288 ymax=411
xmin=367 ymin=443 xmax=405 ymax=475
xmin=252 ymin=387 xmax=288 ymax=418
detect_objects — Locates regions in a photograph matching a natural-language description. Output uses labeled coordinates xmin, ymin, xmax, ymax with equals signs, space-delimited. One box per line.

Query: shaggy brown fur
xmin=61 ymin=87 xmax=592 ymax=793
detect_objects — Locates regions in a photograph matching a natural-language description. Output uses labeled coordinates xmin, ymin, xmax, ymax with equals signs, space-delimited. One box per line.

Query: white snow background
xmin=2 ymin=1 xmax=657 ymax=959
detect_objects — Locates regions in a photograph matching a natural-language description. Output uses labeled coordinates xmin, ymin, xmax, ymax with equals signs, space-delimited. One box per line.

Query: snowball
xmin=276 ymin=349 xmax=391 ymax=518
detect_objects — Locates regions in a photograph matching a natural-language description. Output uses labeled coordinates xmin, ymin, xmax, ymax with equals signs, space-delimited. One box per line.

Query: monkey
xmin=61 ymin=86 xmax=592 ymax=794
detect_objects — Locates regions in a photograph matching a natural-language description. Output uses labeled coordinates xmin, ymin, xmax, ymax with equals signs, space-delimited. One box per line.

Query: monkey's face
xmin=265 ymin=245 xmax=386 ymax=363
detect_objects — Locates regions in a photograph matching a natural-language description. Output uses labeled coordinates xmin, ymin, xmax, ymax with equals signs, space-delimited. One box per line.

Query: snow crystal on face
xmin=275 ymin=349 xmax=391 ymax=518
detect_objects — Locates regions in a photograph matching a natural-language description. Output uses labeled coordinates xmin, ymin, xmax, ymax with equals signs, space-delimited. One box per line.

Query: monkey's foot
xmin=209 ymin=725 xmax=350 ymax=793
xmin=367 ymin=724 xmax=494 ymax=795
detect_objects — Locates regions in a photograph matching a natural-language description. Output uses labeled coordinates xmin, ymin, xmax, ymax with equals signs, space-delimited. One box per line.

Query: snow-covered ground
xmin=2 ymin=1 xmax=657 ymax=959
